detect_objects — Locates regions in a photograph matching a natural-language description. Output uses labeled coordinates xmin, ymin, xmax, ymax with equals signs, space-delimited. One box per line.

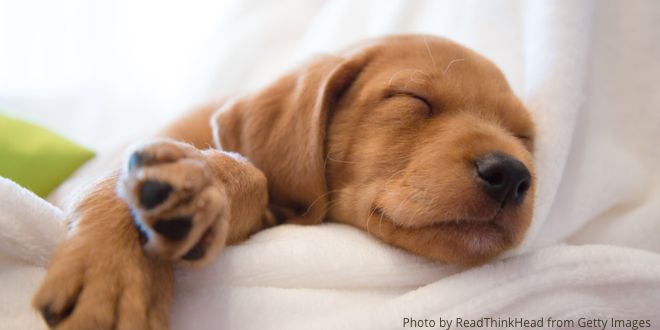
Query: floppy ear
xmin=212 ymin=53 xmax=368 ymax=224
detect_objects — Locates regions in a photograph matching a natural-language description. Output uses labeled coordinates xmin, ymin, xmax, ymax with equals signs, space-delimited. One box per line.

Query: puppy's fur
xmin=34 ymin=35 xmax=535 ymax=329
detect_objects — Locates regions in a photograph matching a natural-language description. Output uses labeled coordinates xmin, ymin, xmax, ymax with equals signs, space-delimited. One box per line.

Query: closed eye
xmin=385 ymin=90 xmax=434 ymax=116
xmin=514 ymin=134 xmax=534 ymax=151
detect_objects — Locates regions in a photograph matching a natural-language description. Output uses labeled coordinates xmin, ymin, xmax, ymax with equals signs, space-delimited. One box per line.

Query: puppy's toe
xmin=33 ymin=250 xmax=118 ymax=330
xmin=34 ymin=239 xmax=172 ymax=330
xmin=39 ymin=299 xmax=76 ymax=328
xmin=33 ymin=257 xmax=83 ymax=328
xmin=126 ymin=139 xmax=197 ymax=170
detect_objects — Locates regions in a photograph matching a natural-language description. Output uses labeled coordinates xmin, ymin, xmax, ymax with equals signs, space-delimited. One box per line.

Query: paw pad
xmin=153 ymin=217 xmax=193 ymax=241
xmin=182 ymin=243 xmax=205 ymax=260
xmin=139 ymin=180 xmax=172 ymax=209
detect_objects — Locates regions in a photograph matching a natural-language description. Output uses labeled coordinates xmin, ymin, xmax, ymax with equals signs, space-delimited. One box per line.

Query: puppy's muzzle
xmin=476 ymin=152 xmax=531 ymax=205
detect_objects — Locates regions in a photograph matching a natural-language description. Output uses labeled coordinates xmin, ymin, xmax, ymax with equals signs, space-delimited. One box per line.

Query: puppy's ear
xmin=212 ymin=53 xmax=368 ymax=224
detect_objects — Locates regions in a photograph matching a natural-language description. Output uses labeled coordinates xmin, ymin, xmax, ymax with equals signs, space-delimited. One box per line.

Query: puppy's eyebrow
xmin=387 ymin=69 xmax=432 ymax=89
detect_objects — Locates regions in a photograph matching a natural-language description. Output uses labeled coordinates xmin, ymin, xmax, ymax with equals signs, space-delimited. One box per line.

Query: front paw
xmin=118 ymin=139 xmax=230 ymax=266
xmin=33 ymin=235 xmax=172 ymax=329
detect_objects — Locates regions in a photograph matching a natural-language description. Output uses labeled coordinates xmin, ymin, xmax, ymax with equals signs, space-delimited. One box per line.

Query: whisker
xmin=301 ymin=189 xmax=339 ymax=217
xmin=366 ymin=198 xmax=384 ymax=235
xmin=423 ymin=36 xmax=438 ymax=69
xmin=326 ymin=155 xmax=360 ymax=164
xmin=378 ymin=208 xmax=385 ymax=235
xmin=327 ymin=152 xmax=416 ymax=166
xmin=443 ymin=58 xmax=465 ymax=74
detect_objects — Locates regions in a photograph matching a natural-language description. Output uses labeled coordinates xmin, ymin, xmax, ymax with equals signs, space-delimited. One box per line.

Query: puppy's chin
xmin=365 ymin=204 xmax=532 ymax=265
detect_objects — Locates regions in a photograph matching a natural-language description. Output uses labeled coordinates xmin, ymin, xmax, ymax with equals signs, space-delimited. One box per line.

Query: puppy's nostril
xmin=153 ymin=217 xmax=192 ymax=241
xmin=516 ymin=179 xmax=530 ymax=195
xmin=139 ymin=180 xmax=172 ymax=209
xmin=511 ymin=176 xmax=531 ymax=204
xmin=481 ymin=171 xmax=504 ymax=186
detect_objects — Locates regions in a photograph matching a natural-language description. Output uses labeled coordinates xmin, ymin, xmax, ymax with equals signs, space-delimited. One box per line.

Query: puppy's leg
xmin=34 ymin=103 xmax=271 ymax=329
xmin=33 ymin=176 xmax=174 ymax=330
xmin=33 ymin=144 xmax=270 ymax=329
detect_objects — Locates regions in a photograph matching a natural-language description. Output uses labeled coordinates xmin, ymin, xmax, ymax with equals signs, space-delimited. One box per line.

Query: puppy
xmin=33 ymin=34 xmax=535 ymax=329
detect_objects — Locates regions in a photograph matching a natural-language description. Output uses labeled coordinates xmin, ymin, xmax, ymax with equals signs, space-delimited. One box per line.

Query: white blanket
xmin=1 ymin=0 xmax=660 ymax=329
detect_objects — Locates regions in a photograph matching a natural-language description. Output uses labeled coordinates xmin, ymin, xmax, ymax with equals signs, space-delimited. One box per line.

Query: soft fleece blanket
xmin=1 ymin=0 xmax=660 ymax=329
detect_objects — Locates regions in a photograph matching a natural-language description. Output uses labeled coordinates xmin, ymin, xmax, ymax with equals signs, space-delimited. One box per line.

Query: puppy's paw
xmin=33 ymin=237 xmax=171 ymax=330
xmin=118 ymin=139 xmax=230 ymax=266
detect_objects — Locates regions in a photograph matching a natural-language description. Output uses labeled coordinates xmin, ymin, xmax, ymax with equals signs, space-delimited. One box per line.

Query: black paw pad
xmin=139 ymin=180 xmax=172 ymax=209
xmin=182 ymin=242 xmax=206 ymax=261
xmin=153 ymin=217 xmax=192 ymax=241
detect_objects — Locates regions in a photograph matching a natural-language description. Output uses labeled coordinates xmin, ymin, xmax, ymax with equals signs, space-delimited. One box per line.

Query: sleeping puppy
xmin=33 ymin=34 xmax=535 ymax=329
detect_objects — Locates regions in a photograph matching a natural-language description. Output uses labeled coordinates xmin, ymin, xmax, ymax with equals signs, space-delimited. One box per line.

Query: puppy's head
xmin=216 ymin=35 xmax=535 ymax=265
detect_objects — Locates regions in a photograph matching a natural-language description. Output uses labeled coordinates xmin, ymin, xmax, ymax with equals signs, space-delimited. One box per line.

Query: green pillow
xmin=0 ymin=114 xmax=95 ymax=197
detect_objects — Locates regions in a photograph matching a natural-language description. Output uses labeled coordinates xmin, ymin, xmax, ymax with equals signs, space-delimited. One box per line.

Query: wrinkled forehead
xmin=354 ymin=36 xmax=534 ymax=136
xmin=364 ymin=37 xmax=511 ymax=95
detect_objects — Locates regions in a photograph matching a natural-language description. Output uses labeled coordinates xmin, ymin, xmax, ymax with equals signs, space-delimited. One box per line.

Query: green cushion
xmin=0 ymin=114 xmax=95 ymax=197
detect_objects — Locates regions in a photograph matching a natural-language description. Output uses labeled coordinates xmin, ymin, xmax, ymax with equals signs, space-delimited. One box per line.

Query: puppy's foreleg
xmin=34 ymin=102 xmax=271 ymax=329
xmin=33 ymin=175 xmax=174 ymax=330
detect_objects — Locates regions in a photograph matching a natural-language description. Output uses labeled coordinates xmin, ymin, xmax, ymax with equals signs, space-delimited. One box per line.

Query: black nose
xmin=475 ymin=152 xmax=531 ymax=204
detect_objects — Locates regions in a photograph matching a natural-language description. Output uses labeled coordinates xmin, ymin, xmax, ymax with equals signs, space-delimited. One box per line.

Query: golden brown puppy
xmin=33 ymin=34 xmax=535 ymax=329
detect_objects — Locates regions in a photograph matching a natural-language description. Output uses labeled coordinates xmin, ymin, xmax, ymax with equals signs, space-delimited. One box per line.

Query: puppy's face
xmin=326 ymin=36 xmax=535 ymax=264
xmin=216 ymin=35 xmax=535 ymax=265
